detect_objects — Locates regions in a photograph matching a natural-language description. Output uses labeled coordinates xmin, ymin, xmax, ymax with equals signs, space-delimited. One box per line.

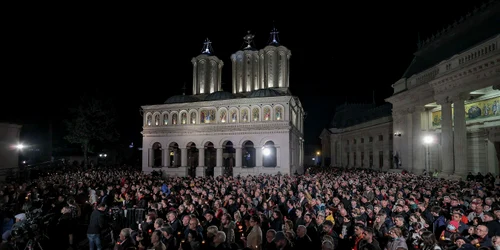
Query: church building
xmin=386 ymin=2 xmax=500 ymax=177
xmin=141 ymin=28 xmax=305 ymax=177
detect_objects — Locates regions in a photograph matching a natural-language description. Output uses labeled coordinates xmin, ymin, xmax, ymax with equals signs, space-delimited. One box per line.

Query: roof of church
xmin=402 ymin=0 xmax=500 ymax=78
xmin=204 ymin=91 xmax=235 ymax=101
xmin=164 ymin=94 xmax=198 ymax=104
xmin=248 ymin=88 xmax=282 ymax=98
xmin=330 ymin=103 xmax=392 ymax=128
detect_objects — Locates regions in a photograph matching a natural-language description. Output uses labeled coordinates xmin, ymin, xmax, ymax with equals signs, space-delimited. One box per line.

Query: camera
xmin=11 ymin=206 xmax=53 ymax=249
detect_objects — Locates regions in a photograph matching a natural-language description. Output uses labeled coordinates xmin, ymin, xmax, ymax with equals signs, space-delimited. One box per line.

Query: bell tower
xmin=191 ymin=38 xmax=224 ymax=95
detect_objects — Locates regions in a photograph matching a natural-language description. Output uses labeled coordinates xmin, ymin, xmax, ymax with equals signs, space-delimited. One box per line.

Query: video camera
xmin=11 ymin=201 xmax=53 ymax=244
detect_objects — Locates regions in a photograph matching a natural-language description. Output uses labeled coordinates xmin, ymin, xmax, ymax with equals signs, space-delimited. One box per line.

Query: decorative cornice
xmin=431 ymin=57 xmax=499 ymax=94
xmin=142 ymin=121 xmax=291 ymax=136
xmin=142 ymin=96 xmax=293 ymax=111
xmin=143 ymin=129 xmax=290 ymax=137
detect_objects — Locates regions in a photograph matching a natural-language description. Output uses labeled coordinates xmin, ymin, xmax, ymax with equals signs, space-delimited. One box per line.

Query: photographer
xmin=54 ymin=206 xmax=75 ymax=250
xmin=87 ymin=203 xmax=106 ymax=250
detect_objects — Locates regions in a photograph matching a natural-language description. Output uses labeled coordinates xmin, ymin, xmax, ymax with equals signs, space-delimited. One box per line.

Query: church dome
xmin=248 ymin=88 xmax=282 ymax=98
xmin=204 ymin=91 xmax=235 ymax=101
xmin=164 ymin=95 xmax=198 ymax=104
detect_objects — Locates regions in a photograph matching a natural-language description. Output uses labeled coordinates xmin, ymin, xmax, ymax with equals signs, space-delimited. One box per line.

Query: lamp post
xmin=422 ymin=135 xmax=434 ymax=175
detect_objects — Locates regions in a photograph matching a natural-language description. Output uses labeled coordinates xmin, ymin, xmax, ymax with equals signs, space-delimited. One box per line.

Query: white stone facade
xmin=0 ymin=123 xmax=22 ymax=170
xmin=141 ymin=32 xmax=304 ymax=177
xmin=321 ymin=112 xmax=393 ymax=169
xmin=386 ymin=34 xmax=500 ymax=177
xmin=142 ymin=96 xmax=304 ymax=177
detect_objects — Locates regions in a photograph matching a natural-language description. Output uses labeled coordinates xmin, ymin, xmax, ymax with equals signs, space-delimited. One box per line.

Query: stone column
xmin=162 ymin=149 xmax=168 ymax=167
xmin=350 ymin=147 xmax=354 ymax=167
xmin=437 ymin=97 xmax=454 ymax=175
xmin=149 ymin=148 xmax=154 ymax=167
xmin=216 ymin=148 xmax=223 ymax=167
xmin=198 ymin=147 xmax=205 ymax=167
xmin=412 ymin=106 xmax=425 ymax=174
xmin=276 ymin=147 xmax=281 ymax=167
xmin=180 ymin=148 xmax=187 ymax=167
xmin=453 ymin=94 xmax=468 ymax=176
xmin=373 ymin=140 xmax=379 ymax=169
xmin=214 ymin=149 xmax=223 ymax=177
xmin=235 ymin=147 xmax=242 ymax=167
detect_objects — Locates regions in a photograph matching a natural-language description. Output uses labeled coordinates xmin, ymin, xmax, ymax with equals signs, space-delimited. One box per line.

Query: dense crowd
xmin=0 ymin=165 xmax=499 ymax=250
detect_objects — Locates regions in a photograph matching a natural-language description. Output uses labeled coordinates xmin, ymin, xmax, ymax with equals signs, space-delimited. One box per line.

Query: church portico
xmin=142 ymin=128 xmax=292 ymax=177
xmin=387 ymin=31 xmax=500 ymax=177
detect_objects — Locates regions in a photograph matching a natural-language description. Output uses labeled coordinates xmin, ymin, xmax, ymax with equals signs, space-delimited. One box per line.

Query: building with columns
xmin=0 ymin=123 xmax=22 ymax=170
xmin=386 ymin=3 xmax=500 ymax=177
xmin=141 ymin=28 xmax=305 ymax=177
xmin=320 ymin=103 xmax=393 ymax=169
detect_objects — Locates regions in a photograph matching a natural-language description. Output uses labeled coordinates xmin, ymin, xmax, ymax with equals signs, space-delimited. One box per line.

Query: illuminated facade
xmin=386 ymin=3 xmax=500 ymax=176
xmin=0 ymin=123 xmax=22 ymax=172
xmin=141 ymin=29 xmax=304 ymax=177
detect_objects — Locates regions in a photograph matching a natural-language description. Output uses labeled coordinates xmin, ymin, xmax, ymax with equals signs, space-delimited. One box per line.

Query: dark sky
xmin=1 ymin=1 xmax=486 ymax=152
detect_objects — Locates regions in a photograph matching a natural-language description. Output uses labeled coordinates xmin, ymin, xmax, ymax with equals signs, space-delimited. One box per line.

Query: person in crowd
xmin=87 ymin=203 xmax=106 ymax=250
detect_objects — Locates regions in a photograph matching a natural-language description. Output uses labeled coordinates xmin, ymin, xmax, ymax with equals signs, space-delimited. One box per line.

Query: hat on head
xmin=15 ymin=213 xmax=26 ymax=221
xmin=274 ymin=231 xmax=286 ymax=241
xmin=447 ymin=221 xmax=459 ymax=231
xmin=366 ymin=205 xmax=374 ymax=210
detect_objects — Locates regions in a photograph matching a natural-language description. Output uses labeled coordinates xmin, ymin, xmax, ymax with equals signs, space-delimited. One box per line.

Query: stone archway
xmin=242 ymin=141 xmax=255 ymax=168
xmin=187 ymin=142 xmax=198 ymax=178
xmin=223 ymin=141 xmax=235 ymax=176
xmin=169 ymin=142 xmax=180 ymax=167
xmin=262 ymin=141 xmax=277 ymax=167
xmin=152 ymin=142 xmax=162 ymax=167
xmin=204 ymin=142 xmax=216 ymax=177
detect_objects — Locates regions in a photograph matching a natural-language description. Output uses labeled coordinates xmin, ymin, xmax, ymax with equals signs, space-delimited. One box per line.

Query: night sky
xmin=1 ymin=1 xmax=487 ymax=153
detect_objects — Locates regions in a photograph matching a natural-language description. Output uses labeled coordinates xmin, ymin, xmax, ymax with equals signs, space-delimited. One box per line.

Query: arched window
xmin=163 ymin=114 xmax=169 ymax=125
xmin=263 ymin=106 xmax=271 ymax=121
xmin=275 ymin=106 xmax=283 ymax=120
xmin=252 ymin=107 xmax=260 ymax=121
xmin=154 ymin=114 xmax=160 ymax=126
xmin=172 ymin=113 xmax=178 ymax=125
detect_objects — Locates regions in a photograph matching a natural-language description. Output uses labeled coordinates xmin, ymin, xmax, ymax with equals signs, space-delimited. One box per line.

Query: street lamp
xmin=422 ymin=135 xmax=435 ymax=175
xmin=15 ymin=144 xmax=25 ymax=150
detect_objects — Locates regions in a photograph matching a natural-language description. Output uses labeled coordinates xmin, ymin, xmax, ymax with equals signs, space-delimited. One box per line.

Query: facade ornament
xmin=269 ymin=25 xmax=280 ymax=46
xmin=201 ymin=38 xmax=213 ymax=55
xmin=243 ymin=31 xmax=255 ymax=50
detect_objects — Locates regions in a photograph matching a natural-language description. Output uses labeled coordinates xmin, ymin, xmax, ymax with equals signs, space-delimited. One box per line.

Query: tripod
xmin=23 ymin=238 xmax=44 ymax=250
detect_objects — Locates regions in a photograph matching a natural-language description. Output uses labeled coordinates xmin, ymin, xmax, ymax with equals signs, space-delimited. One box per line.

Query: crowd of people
xmin=0 ymin=164 xmax=499 ymax=250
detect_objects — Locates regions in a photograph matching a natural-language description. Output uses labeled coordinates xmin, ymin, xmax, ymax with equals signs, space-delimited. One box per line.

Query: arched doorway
xmin=152 ymin=142 xmax=162 ymax=167
xmin=187 ymin=142 xmax=198 ymax=178
xmin=262 ymin=141 xmax=277 ymax=167
xmin=242 ymin=141 xmax=255 ymax=168
xmin=169 ymin=142 xmax=180 ymax=167
xmin=205 ymin=142 xmax=216 ymax=177
xmin=223 ymin=141 xmax=235 ymax=176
